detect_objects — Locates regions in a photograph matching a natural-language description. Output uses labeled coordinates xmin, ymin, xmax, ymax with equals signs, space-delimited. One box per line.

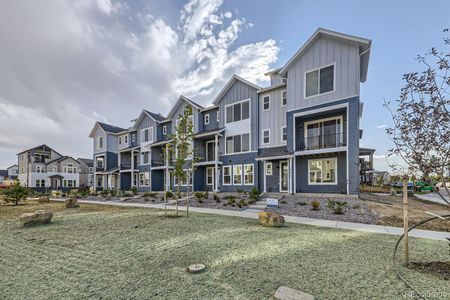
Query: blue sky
xmin=0 ymin=0 xmax=449 ymax=171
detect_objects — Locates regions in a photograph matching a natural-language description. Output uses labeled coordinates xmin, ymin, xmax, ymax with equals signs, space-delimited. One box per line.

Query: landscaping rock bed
xmin=178 ymin=192 xmax=251 ymax=211
xmin=265 ymin=195 xmax=379 ymax=224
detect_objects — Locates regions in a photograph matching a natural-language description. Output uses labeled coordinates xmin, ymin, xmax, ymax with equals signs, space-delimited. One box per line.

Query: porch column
xmin=131 ymin=150 xmax=134 ymax=187
xmin=118 ymin=152 xmax=121 ymax=170
xmin=293 ymin=156 xmax=297 ymax=193
xmin=93 ymin=173 xmax=96 ymax=192
xmin=214 ymin=134 xmax=219 ymax=192
xmin=165 ymin=147 xmax=169 ymax=192
xmin=288 ymin=157 xmax=293 ymax=194
xmin=263 ymin=161 xmax=267 ymax=193
xmin=118 ymin=172 xmax=121 ymax=191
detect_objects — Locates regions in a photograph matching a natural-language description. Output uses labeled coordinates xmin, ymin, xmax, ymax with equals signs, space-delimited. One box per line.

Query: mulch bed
xmin=409 ymin=261 xmax=450 ymax=280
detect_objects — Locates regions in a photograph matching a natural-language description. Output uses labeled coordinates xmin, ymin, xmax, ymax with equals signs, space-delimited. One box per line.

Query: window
xmin=131 ymin=134 xmax=136 ymax=143
xmin=281 ymin=90 xmax=287 ymax=106
xmin=97 ymin=136 xmax=103 ymax=148
xmin=223 ymin=166 xmax=231 ymax=185
xmin=244 ymin=164 xmax=254 ymax=185
xmin=141 ymin=152 xmax=150 ymax=164
xmin=262 ymin=129 xmax=270 ymax=145
xmin=281 ymin=126 xmax=287 ymax=142
xmin=96 ymin=157 xmax=104 ymax=169
xmin=266 ymin=162 xmax=273 ymax=175
xmin=206 ymin=168 xmax=214 ymax=185
xmin=36 ymin=165 xmax=45 ymax=173
xmin=125 ymin=135 xmax=128 ymax=143
xmin=225 ymin=134 xmax=250 ymax=154
xmin=52 ymin=165 xmax=58 ymax=172
xmin=305 ymin=116 xmax=343 ymax=149
xmin=64 ymin=163 xmax=75 ymax=174
xmin=305 ymin=65 xmax=334 ymax=98
xmin=89 ymin=167 xmax=93 ymax=173
xmin=262 ymin=95 xmax=270 ymax=111
xmin=119 ymin=137 xmax=122 ymax=144
xmin=204 ymin=113 xmax=210 ymax=125
xmin=225 ymin=100 xmax=250 ymax=123
xmin=233 ymin=165 xmax=242 ymax=185
xmin=174 ymin=170 xmax=191 ymax=186
xmin=163 ymin=125 xmax=167 ymax=135
xmin=141 ymin=127 xmax=153 ymax=143
xmin=139 ymin=172 xmax=150 ymax=186
xmin=217 ymin=110 xmax=220 ymax=122
xmin=308 ymin=158 xmax=337 ymax=184
xmin=133 ymin=173 xmax=138 ymax=186
xmin=35 ymin=179 xmax=45 ymax=187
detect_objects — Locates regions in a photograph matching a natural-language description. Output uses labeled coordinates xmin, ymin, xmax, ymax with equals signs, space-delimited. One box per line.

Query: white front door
xmin=206 ymin=167 xmax=215 ymax=189
xmin=280 ymin=161 xmax=289 ymax=192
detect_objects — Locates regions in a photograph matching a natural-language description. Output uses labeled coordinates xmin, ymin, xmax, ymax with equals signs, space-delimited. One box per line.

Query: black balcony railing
xmin=297 ymin=132 xmax=346 ymax=151
xmin=152 ymin=161 xmax=165 ymax=168
xmin=120 ymin=164 xmax=131 ymax=169
xmin=95 ymin=167 xmax=104 ymax=172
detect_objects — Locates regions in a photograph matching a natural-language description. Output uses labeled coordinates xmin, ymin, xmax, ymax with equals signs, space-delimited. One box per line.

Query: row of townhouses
xmin=17 ymin=144 xmax=93 ymax=191
xmin=89 ymin=28 xmax=373 ymax=195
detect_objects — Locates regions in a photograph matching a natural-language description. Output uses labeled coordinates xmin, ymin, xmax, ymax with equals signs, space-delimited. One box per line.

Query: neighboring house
xmin=373 ymin=171 xmax=391 ymax=186
xmin=7 ymin=164 xmax=19 ymax=179
xmin=16 ymin=144 xmax=91 ymax=191
xmin=0 ymin=169 xmax=7 ymax=182
xmin=78 ymin=158 xmax=94 ymax=188
xmin=359 ymin=148 xmax=375 ymax=184
xmin=89 ymin=28 xmax=372 ymax=195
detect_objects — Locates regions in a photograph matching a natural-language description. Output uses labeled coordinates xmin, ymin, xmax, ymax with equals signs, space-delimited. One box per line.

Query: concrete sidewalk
xmin=51 ymin=198 xmax=450 ymax=241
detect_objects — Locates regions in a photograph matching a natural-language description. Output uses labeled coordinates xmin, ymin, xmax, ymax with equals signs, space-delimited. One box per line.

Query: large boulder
xmin=38 ymin=196 xmax=50 ymax=203
xmin=258 ymin=212 xmax=285 ymax=227
xmin=20 ymin=210 xmax=53 ymax=227
xmin=65 ymin=198 xmax=80 ymax=208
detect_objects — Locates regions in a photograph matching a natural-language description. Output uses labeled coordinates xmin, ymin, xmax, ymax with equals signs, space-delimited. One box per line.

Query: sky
xmin=0 ymin=0 xmax=449 ymax=171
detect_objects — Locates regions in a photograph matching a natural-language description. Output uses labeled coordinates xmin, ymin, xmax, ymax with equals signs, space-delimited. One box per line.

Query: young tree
xmin=384 ymin=29 xmax=450 ymax=204
xmin=170 ymin=105 xmax=194 ymax=217
xmin=1 ymin=183 xmax=30 ymax=205
xmin=162 ymin=142 xmax=173 ymax=216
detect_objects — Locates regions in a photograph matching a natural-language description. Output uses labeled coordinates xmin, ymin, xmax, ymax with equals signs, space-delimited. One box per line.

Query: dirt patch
xmin=360 ymin=193 xmax=450 ymax=232
xmin=409 ymin=261 xmax=450 ymax=280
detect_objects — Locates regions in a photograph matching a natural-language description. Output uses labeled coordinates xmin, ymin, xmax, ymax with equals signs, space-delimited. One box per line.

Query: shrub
xmin=225 ymin=196 xmax=236 ymax=205
xmin=327 ymin=200 xmax=347 ymax=215
xmin=130 ymin=186 xmax=138 ymax=195
xmin=1 ymin=183 xmax=30 ymax=205
xmin=239 ymin=199 xmax=246 ymax=206
xmin=249 ymin=188 xmax=260 ymax=201
xmin=204 ymin=191 xmax=209 ymax=199
xmin=237 ymin=188 xmax=244 ymax=194
xmin=194 ymin=191 xmax=205 ymax=201
xmin=223 ymin=203 xmax=228 ymax=206
xmin=297 ymin=201 xmax=307 ymax=206
xmin=213 ymin=194 xmax=220 ymax=202
xmin=236 ymin=203 xmax=242 ymax=208
xmin=100 ymin=189 xmax=109 ymax=197
xmin=109 ymin=190 xmax=117 ymax=197
xmin=280 ymin=200 xmax=286 ymax=204
xmin=311 ymin=200 xmax=320 ymax=211
xmin=165 ymin=191 xmax=173 ymax=198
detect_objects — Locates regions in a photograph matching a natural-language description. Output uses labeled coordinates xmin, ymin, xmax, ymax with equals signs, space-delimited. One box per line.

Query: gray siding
xmin=135 ymin=114 xmax=157 ymax=146
xmin=170 ymin=101 xmax=200 ymax=134
xmin=270 ymin=73 xmax=282 ymax=85
xmin=106 ymin=134 xmax=118 ymax=153
xmin=92 ymin=126 xmax=107 ymax=155
xmin=217 ymin=80 xmax=259 ymax=153
xmin=200 ymin=108 xmax=219 ymax=131
xmin=286 ymin=36 xmax=359 ymax=110
xmin=258 ymin=86 xmax=288 ymax=148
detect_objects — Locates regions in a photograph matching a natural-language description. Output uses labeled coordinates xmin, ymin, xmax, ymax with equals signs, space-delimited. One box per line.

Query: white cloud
xmin=0 ymin=0 xmax=280 ymax=166
xmin=376 ymin=124 xmax=387 ymax=129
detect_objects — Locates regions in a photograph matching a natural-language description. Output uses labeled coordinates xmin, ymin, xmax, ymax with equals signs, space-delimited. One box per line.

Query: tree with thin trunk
xmin=162 ymin=142 xmax=173 ymax=216
xmin=1 ymin=183 xmax=30 ymax=205
xmin=170 ymin=105 xmax=194 ymax=217
xmin=384 ymin=29 xmax=450 ymax=204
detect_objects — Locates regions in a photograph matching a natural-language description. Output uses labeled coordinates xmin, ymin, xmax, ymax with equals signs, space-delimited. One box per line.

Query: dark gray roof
xmin=257 ymin=146 xmax=293 ymax=159
xmin=46 ymin=156 xmax=80 ymax=165
xmin=144 ymin=110 xmax=166 ymax=122
xmin=119 ymin=145 xmax=140 ymax=152
xmin=17 ymin=144 xmax=62 ymax=156
xmin=98 ymin=122 xmax=127 ymax=134
xmin=78 ymin=158 xmax=93 ymax=167
xmin=194 ymin=128 xmax=225 ymax=138
xmin=7 ymin=164 xmax=18 ymax=169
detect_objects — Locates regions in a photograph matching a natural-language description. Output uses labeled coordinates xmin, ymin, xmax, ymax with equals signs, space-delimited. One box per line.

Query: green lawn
xmin=0 ymin=203 xmax=448 ymax=299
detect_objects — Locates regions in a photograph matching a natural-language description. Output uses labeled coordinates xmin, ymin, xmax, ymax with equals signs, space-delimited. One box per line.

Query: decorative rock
xmin=65 ymin=198 xmax=80 ymax=208
xmin=187 ymin=263 xmax=206 ymax=273
xmin=38 ymin=196 xmax=50 ymax=203
xmin=274 ymin=286 xmax=314 ymax=300
xmin=20 ymin=210 xmax=53 ymax=227
xmin=258 ymin=212 xmax=285 ymax=227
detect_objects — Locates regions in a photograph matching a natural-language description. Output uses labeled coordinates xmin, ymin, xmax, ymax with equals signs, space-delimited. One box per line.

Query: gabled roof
xmin=89 ymin=122 xmax=127 ymax=138
xmin=78 ymin=158 xmax=93 ymax=166
xmin=17 ymin=144 xmax=62 ymax=156
xmin=144 ymin=110 xmax=166 ymax=122
xmin=212 ymin=74 xmax=261 ymax=105
xmin=279 ymin=28 xmax=371 ymax=82
xmin=133 ymin=109 xmax=166 ymax=129
xmin=46 ymin=156 xmax=81 ymax=165
xmin=7 ymin=164 xmax=18 ymax=169
xmin=167 ymin=95 xmax=203 ymax=119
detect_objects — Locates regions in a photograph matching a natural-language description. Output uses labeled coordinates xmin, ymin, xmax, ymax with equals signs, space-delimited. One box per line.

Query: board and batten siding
xmin=217 ymin=80 xmax=259 ymax=154
xmin=92 ymin=126 xmax=107 ymax=155
xmin=258 ymin=86 xmax=287 ymax=148
xmin=286 ymin=36 xmax=360 ymax=110
xmin=170 ymin=101 xmax=200 ymax=134
xmin=135 ymin=114 xmax=157 ymax=146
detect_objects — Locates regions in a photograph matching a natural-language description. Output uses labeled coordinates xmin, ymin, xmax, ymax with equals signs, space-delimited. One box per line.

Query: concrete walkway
xmin=51 ymin=198 xmax=450 ymax=241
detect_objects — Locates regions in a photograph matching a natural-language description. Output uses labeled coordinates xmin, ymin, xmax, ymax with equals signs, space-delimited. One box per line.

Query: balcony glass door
xmin=206 ymin=141 xmax=215 ymax=161
xmin=305 ymin=116 xmax=343 ymax=150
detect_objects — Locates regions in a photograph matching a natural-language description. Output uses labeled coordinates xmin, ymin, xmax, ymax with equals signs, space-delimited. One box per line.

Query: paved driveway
xmin=415 ymin=192 xmax=450 ymax=205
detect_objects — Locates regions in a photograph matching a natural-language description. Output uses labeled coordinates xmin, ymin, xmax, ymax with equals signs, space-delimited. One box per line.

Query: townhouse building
xmin=90 ymin=28 xmax=371 ymax=195
xmin=7 ymin=164 xmax=19 ymax=180
xmin=17 ymin=144 xmax=93 ymax=191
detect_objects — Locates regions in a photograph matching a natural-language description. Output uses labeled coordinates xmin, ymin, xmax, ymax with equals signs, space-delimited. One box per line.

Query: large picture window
xmin=308 ymin=158 xmax=337 ymax=185
xmin=225 ymin=134 xmax=250 ymax=154
xmin=223 ymin=166 xmax=231 ymax=185
xmin=305 ymin=65 xmax=334 ymax=98
xmin=225 ymin=100 xmax=250 ymax=123
xmin=233 ymin=165 xmax=242 ymax=185
xmin=305 ymin=116 xmax=343 ymax=150
xmin=139 ymin=172 xmax=150 ymax=186
xmin=244 ymin=164 xmax=254 ymax=185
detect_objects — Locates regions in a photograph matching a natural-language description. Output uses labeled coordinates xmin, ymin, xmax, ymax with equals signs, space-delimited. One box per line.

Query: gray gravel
xmin=265 ymin=195 xmax=379 ymax=224
xmin=178 ymin=192 xmax=250 ymax=211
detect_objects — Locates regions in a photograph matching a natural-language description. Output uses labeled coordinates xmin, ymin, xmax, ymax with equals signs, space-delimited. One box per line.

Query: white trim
xmin=232 ymin=164 xmax=242 ymax=185
xmin=307 ymin=157 xmax=338 ymax=185
xmin=265 ymin=162 xmax=273 ymax=175
xmin=222 ymin=165 xmax=232 ymax=185
xmin=281 ymin=90 xmax=287 ymax=106
xmin=212 ymin=75 xmax=260 ymax=105
xmin=304 ymin=63 xmax=336 ymax=99
xmin=279 ymin=160 xmax=289 ymax=192
xmin=162 ymin=125 xmax=167 ymax=135
xmin=225 ymin=133 xmax=251 ymax=154
xmin=294 ymin=147 xmax=347 ymax=156
xmin=281 ymin=126 xmax=287 ymax=144
xmin=217 ymin=110 xmax=220 ymax=122
xmin=220 ymin=150 xmax=258 ymax=157
xmin=303 ymin=115 xmax=344 ymax=149
xmin=346 ymin=105 xmax=349 ymax=194
xmin=224 ymin=98 xmax=251 ymax=124
xmin=293 ymin=156 xmax=297 ymax=193
xmin=206 ymin=167 xmax=214 ymax=186
xmin=255 ymin=155 xmax=293 ymax=161
xmin=288 ymin=97 xmax=355 ymax=114
xmin=243 ymin=163 xmax=254 ymax=185
xmin=262 ymin=94 xmax=270 ymax=111
xmin=204 ymin=113 xmax=210 ymax=125
xmin=262 ymin=129 xmax=270 ymax=145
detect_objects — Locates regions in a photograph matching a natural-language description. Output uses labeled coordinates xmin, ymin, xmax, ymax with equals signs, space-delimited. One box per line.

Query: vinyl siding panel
xmin=259 ymin=87 xmax=288 ymax=148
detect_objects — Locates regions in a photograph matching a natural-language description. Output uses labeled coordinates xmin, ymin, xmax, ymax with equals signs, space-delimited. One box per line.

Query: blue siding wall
xmin=151 ymin=170 xmax=164 ymax=191
xmin=220 ymin=152 xmax=258 ymax=192
xmin=121 ymin=173 xmax=131 ymax=190
xmin=200 ymin=108 xmax=219 ymax=132
xmin=106 ymin=152 xmax=118 ymax=169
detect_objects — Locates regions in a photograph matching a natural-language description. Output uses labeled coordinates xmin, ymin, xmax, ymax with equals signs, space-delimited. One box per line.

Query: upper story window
xmin=262 ymin=129 xmax=270 ymax=145
xmin=141 ymin=127 xmax=153 ymax=143
xmin=225 ymin=100 xmax=250 ymax=124
xmin=118 ymin=137 xmax=122 ymax=144
xmin=52 ymin=165 xmax=57 ymax=172
xmin=131 ymin=133 xmax=136 ymax=143
xmin=89 ymin=167 xmax=93 ymax=173
xmin=226 ymin=133 xmax=250 ymax=154
xmin=162 ymin=125 xmax=167 ymax=135
xmin=281 ymin=126 xmax=287 ymax=143
xmin=204 ymin=113 xmax=210 ymax=125
xmin=305 ymin=64 xmax=334 ymax=98
xmin=64 ymin=163 xmax=77 ymax=174
xmin=262 ymin=95 xmax=270 ymax=111
xmin=281 ymin=90 xmax=287 ymax=106
xmin=124 ymin=135 xmax=128 ymax=143
xmin=217 ymin=110 xmax=220 ymax=122
xmin=97 ymin=136 xmax=103 ymax=149
xmin=96 ymin=156 xmax=104 ymax=169
xmin=36 ymin=165 xmax=45 ymax=173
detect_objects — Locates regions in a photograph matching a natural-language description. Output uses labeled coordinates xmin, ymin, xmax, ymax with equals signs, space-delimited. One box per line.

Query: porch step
xmin=247 ymin=200 xmax=267 ymax=210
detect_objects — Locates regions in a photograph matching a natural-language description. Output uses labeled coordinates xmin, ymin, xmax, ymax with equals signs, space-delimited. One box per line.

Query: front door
xmin=280 ymin=161 xmax=289 ymax=192
xmin=206 ymin=141 xmax=215 ymax=161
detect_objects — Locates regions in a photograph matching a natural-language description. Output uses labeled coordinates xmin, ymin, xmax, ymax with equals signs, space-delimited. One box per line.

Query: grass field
xmin=0 ymin=202 xmax=448 ymax=299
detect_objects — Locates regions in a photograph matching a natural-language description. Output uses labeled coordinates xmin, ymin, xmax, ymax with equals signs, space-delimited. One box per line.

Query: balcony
xmin=95 ymin=167 xmax=105 ymax=172
xmin=296 ymin=133 xmax=346 ymax=151
xmin=120 ymin=164 xmax=131 ymax=170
